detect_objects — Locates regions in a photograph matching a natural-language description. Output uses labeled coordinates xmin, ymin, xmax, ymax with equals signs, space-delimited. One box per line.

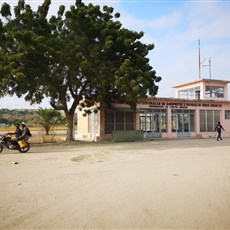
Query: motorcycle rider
xmin=17 ymin=122 xmax=30 ymax=141
xmin=12 ymin=123 xmax=22 ymax=137
xmin=7 ymin=123 xmax=22 ymax=148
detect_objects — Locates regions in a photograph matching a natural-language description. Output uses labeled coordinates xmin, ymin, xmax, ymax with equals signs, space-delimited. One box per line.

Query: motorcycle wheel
xmin=18 ymin=142 xmax=30 ymax=153
xmin=0 ymin=144 xmax=3 ymax=153
xmin=6 ymin=140 xmax=12 ymax=149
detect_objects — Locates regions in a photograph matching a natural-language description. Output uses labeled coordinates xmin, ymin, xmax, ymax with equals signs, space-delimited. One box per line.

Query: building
xmin=76 ymin=78 xmax=230 ymax=141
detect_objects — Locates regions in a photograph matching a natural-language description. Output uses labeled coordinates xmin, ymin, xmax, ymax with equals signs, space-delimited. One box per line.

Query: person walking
xmin=214 ymin=121 xmax=225 ymax=141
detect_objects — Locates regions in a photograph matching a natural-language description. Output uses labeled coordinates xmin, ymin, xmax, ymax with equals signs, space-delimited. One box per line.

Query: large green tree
xmin=0 ymin=0 xmax=161 ymax=141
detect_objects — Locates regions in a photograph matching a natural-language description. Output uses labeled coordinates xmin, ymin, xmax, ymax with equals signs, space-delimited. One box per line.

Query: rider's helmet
xmin=21 ymin=122 xmax=26 ymax=126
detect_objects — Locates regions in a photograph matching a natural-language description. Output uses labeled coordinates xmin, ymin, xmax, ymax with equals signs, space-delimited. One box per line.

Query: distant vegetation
xmin=0 ymin=108 xmax=66 ymax=127
xmin=0 ymin=108 xmax=69 ymax=143
xmin=0 ymin=108 xmax=35 ymax=126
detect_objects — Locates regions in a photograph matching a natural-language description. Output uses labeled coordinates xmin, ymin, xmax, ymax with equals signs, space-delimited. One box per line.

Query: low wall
xmin=112 ymin=130 xmax=143 ymax=142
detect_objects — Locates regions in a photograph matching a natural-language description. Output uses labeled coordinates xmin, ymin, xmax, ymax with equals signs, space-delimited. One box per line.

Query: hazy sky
xmin=1 ymin=0 xmax=230 ymax=109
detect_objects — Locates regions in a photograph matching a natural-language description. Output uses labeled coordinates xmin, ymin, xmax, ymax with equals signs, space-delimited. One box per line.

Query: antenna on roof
xmin=202 ymin=57 xmax=212 ymax=79
xmin=198 ymin=39 xmax=201 ymax=79
xmin=198 ymin=39 xmax=212 ymax=79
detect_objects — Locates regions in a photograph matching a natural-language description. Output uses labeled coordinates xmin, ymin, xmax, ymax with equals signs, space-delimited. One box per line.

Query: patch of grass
xmin=71 ymin=155 xmax=92 ymax=162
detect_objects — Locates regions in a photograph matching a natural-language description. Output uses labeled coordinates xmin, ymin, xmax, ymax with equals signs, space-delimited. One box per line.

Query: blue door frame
xmin=175 ymin=112 xmax=191 ymax=137
xmin=143 ymin=112 xmax=162 ymax=138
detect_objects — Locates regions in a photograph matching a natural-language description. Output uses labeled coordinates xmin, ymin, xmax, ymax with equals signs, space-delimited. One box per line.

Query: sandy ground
xmin=0 ymin=138 xmax=230 ymax=229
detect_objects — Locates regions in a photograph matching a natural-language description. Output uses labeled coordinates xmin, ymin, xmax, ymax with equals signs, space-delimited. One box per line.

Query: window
xmin=200 ymin=110 xmax=220 ymax=132
xmin=104 ymin=110 xmax=135 ymax=134
xmin=171 ymin=110 xmax=195 ymax=132
xmin=205 ymin=86 xmax=224 ymax=98
xmin=200 ymin=110 xmax=206 ymax=132
xmin=140 ymin=113 xmax=152 ymax=132
xmin=225 ymin=110 xmax=230 ymax=119
xmin=207 ymin=111 xmax=213 ymax=131
xmin=140 ymin=110 xmax=167 ymax=133
xmin=190 ymin=113 xmax=195 ymax=132
xmin=178 ymin=87 xmax=200 ymax=99
xmin=160 ymin=113 xmax=167 ymax=132
xmin=105 ymin=111 xmax=114 ymax=134
xmin=115 ymin=111 xmax=125 ymax=130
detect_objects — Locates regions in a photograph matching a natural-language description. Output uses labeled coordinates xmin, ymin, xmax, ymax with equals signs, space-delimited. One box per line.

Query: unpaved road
xmin=0 ymin=138 xmax=230 ymax=229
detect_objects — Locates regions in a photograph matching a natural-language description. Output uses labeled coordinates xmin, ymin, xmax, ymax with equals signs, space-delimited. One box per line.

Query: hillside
xmin=0 ymin=109 xmax=38 ymax=126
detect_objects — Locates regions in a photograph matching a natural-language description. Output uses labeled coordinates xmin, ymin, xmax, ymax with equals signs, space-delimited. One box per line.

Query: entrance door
xmin=176 ymin=112 xmax=190 ymax=137
xmin=145 ymin=112 xmax=161 ymax=138
xmin=140 ymin=110 xmax=167 ymax=139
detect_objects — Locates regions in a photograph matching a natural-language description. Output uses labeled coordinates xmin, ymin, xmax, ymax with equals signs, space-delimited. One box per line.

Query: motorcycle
xmin=0 ymin=134 xmax=30 ymax=153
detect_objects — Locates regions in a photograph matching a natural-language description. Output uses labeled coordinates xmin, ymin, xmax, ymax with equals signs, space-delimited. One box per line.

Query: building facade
xmin=76 ymin=79 xmax=230 ymax=141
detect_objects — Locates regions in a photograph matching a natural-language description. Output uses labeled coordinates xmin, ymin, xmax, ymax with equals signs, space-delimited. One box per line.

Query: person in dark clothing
xmin=17 ymin=122 xmax=30 ymax=141
xmin=14 ymin=123 xmax=22 ymax=138
xmin=8 ymin=123 xmax=22 ymax=138
xmin=214 ymin=121 xmax=225 ymax=141
xmin=7 ymin=123 xmax=22 ymax=148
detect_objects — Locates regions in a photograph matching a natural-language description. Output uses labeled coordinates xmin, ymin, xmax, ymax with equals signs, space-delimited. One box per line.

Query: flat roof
xmin=143 ymin=96 xmax=230 ymax=103
xmin=173 ymin=78 xmax=230 ymax=88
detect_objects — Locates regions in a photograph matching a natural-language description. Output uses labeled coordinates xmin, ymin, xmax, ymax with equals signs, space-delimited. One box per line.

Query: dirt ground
xmin=0 ymin=138 xmax=230 ymax=229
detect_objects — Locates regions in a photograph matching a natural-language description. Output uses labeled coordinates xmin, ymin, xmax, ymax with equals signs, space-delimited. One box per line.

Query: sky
xmin=0 ymin=0 xmax=230 ymax=109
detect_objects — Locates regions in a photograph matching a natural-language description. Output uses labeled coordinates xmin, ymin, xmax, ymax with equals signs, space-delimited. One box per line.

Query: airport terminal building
xmin=77 ymin=78 xmax=230 ymax=141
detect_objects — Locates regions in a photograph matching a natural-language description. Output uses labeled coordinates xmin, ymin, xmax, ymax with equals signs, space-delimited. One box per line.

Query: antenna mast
xmin=198 ymin=39 xmax=201 ymax=79
xmin=202 ymin=57 xmax=212 ymax=79
xmin=198 ymin=39 xmax=212 ymax=79
xmin=209 ymin=58 xmax=212 ymax=79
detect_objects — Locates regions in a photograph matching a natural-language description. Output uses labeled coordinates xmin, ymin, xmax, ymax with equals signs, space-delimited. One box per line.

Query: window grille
xmin=200 ymin=110 xmax=220 ymax=132
xmin=104 ymin=110 xmax=135 ymax=134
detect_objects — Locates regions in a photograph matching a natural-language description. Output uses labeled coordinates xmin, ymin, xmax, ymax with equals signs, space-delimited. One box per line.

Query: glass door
xmin=172 ymin=110 xmax=191 ymax=137
xmin=140 ymin=111 xmax=166 ymax=138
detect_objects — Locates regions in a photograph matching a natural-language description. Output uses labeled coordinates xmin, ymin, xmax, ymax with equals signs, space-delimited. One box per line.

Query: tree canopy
xmin=0 ymin=0 xmax=161 ymax=141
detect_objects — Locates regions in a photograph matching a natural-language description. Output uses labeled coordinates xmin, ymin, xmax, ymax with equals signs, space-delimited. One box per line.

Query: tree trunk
xmin=61 ymin=98 xmax=78 ymax=142
xmin=45 ymin=126 xmax=49 ymax=135
xmin=65 ymin=112 xmax=74 ymax=142
xmin=45 ymin=129 xmax=49 ymax=135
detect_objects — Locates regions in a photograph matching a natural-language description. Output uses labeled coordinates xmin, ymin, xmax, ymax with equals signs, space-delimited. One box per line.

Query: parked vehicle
xmin=0 ymin=134 xmax=30 ymax=153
